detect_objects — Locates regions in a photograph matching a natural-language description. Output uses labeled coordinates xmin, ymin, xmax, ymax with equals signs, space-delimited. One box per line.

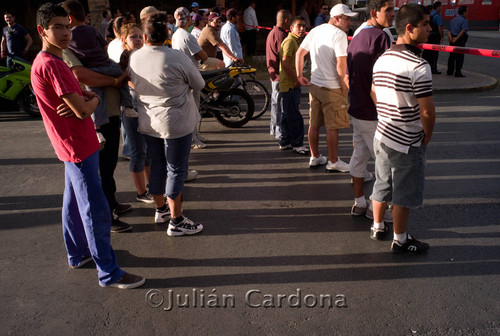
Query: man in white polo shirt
xmin=296 ymin=4 xmax=357 ymax=172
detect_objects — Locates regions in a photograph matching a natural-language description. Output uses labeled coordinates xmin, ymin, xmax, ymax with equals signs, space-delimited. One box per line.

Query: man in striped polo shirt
xmin=370 ymin=4 xmax=435 ymax=254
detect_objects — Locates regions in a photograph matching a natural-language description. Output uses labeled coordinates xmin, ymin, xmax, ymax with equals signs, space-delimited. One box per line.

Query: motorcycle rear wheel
xmin=212 ymin=88 xmax=254 ymax=128
xmin=18 ymin=86 xmax=40 ymax=118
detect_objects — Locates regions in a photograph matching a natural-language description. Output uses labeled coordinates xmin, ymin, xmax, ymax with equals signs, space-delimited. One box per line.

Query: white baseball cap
xmin=330 ymin=4 xmax=358 ymax=18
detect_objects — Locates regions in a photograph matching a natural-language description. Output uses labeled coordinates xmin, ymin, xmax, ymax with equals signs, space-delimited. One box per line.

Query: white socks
xmin=394 ymin=232 xmax=407 ymax=243
xmin=354 ymin=197 xmax=367 ymax=208
xmin=373 ymin=221 xmax=385 ymax=230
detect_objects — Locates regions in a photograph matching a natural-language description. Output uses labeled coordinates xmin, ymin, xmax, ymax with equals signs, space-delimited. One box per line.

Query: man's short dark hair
xmin=102 ymin=10 xmax=109 ymax=18
xmin=62 ymin=0 xmax=86 ymax=23
xmin=395 ymin=4 xmax=429 ymax=37
xmin=458 ymin=6 xmax=467 ymax=15
xmin=433 ymin=1 xmax=442 ymax=9
xmin=367 ymin=0 xmax=392 ymax=14
xmin=4 ymin=11 xmax=14 ymax=17
xmin=37 ymin=3 xmax=68 ymax=29
xmin=290 ymin=16 xmax=305 ymax=27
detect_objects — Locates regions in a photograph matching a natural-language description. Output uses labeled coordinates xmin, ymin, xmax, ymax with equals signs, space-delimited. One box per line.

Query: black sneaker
xmin=136 ymin=192 xmax=155 ymax=204
xmin=102 ymin=272 xmax=145 ymax=289
xmin=370 ymin=223 xmax=389 ymax=241
xmin=391 ymin=234 xmax=429 ymax=254
xmin=113 ymin=203 xmax=133 ymax=215
xmin=111 ymin=219 xmax=132 ymax=233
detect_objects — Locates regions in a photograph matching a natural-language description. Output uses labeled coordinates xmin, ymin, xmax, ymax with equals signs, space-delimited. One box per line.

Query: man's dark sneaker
xmin=69 ymin=256 xmax=93 ymax=269
xmin=113 ymin=203 xmax=132 ymax=215
xmin=102 ymin=272 xmax=145 ymax=289
xmin=391 ymin=234 xmax=429 ymax=254
xmin=167 ymin=217 xmax=203 ymax=236
xmin=111 ymin=219 xmax=132 ymax=233
xmin=370 ymin=223 xmax=389 ymax=241
xmin=136 ymin=192 xmax=155 ymax=204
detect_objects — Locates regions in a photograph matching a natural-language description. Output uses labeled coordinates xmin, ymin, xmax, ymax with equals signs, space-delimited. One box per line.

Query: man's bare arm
xmin=194 ymin=49 xmax=208 ymax=61
xmin=295 ymin=47 xmax=309 ymax=86
xmin=281 ymin=55 xmax=299 ymax=87
xmin=336 ymin=56 xmax=348 ymax=95
xmin=417 ymin=95 xmax=436 ymax=144
xmin=71 ymin=65 xmax=127 ymax=88
xmin=61 ymin=92 xmax=99 ymax=119
xmin=217 ymin=42 xmax=243 ymax=63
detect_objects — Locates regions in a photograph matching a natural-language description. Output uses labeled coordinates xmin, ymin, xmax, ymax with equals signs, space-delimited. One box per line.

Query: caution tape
xmin=246 ymin=23 xmax=500 ymax=58
xmin=417 ymin=43 xmax=500 ymax=58
xmin=244 ymin=24 xmax=272 ymax=30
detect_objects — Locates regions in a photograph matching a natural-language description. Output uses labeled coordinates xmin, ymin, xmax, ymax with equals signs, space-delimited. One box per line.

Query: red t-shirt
xmin=31 ymin=51 xmax=100 ymax=163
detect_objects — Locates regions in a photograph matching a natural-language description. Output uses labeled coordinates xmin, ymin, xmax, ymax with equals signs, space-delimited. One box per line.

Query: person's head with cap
xmin=191 ymin=2 xmax=199 ymax=13
xmin=140 ymin=6 xmax=158 ymax=21
xmin=329 ymin=4 xmax=357 ymax=32
xmin=174 ymin=7 xmax=190 ymax=28
xmin=207 ymin=12 xmax=222 ymax=30
xmin=193 ymin=14 xmax=205 ymax=28
xmin=226 ymin=8 xmax=238 ymax=24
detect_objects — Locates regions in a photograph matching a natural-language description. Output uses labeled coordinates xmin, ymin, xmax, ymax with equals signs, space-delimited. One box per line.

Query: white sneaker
xmin=309 ymin=154 xmax=328 ymax=167
xmin=326 ymin=158 xmax=350 ymax=173
xmin=167 ymin=217 xmax=203 ymax=236
xmin=155 ymin=207 xmax=170 ymax=223
xmin=293 ymin=146 xmax=310 ymax=155
xmin=185 ymin=170 xmax=198 ymax=182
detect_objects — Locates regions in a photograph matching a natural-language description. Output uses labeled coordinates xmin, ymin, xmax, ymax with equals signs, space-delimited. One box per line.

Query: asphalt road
xmin=1 ymin=81 xmax=499 ymax=335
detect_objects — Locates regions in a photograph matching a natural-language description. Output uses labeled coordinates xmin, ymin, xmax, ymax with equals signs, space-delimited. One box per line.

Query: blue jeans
xmin=270 ymin=81 xmax=282 ymax=138
xmin=144 ymin=133 xmax=192 ymax=200
xmin=63 ymin=151 xmax=124 ymax=286
xmin=371 ymin=139 xmax=427 ymax=208
xmin=122 ymin=116 xmax=147 ymax=172
xmin=280 ymin=87 xmax=304 ymax=147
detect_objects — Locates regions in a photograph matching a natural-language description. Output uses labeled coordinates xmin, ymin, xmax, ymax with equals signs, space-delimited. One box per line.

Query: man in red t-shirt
xmin=32 ymin=3 xmax=144 ymax=289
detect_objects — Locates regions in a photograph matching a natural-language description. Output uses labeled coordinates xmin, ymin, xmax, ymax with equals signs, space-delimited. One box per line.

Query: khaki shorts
xmin=199 ymin=57 xmax=221 ymax=71
xmin=309 ymin=84 xmax=350 ymax=130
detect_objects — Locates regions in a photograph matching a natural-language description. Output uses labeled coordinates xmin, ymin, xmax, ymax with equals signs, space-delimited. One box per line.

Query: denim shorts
xmin=143 ymin=133 xmax=192 ymax=200
xmin=370 ymin=139 xmax=427 ymax=208
xmin=349 ymin=117 xmax=377 ymax=178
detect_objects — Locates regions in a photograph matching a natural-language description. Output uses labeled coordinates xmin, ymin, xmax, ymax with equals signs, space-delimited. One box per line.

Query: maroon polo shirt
xmin=265 ymin=26 xmax=288 ymax=81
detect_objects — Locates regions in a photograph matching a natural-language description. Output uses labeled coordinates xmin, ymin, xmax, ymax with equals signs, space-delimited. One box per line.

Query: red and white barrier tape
xmin=417 ymin=43 xmax=500 ymax=58
xmin=247 ymin=24 xmax=500 ymax=58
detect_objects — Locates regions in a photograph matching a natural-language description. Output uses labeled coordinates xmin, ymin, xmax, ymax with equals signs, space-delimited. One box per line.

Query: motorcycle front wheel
xmin=18 ymin=86 xmax=40 ymax=118
xmin=212 ymin=88 xmax=254 ymax=128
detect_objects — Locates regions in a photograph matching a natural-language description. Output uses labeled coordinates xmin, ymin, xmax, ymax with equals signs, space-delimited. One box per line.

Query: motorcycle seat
xmin=200 ymin=68 xmax=230 ymax=79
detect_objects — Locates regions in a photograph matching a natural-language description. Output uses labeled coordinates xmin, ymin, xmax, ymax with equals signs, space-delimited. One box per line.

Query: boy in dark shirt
xmin=62 ymin=0 xmax=133 ymax=128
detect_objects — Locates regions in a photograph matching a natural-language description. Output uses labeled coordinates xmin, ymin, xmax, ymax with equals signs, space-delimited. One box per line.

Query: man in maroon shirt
xmin=265 ymin=9 xmax=291 ymax=138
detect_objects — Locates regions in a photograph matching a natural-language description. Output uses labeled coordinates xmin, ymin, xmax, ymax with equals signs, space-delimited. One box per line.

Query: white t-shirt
xmin=191 ymin=27 xmax=202 ymax=40
xmin=107 ymin=38 xmax=123 ymax=63
xmin=172 ymin=28 xmax=202 ymax=67
xmin=299 ymin=23 xmax=348 ymax=89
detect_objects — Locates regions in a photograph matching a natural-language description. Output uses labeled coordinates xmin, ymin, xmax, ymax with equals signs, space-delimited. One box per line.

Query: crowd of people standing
xmin=13 ymin=0 xmax=470 ymax=290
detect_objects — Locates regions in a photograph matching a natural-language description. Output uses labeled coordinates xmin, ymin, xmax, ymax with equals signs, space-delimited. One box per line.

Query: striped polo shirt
xmin=372 ymin=44 xmax=432 ymax=154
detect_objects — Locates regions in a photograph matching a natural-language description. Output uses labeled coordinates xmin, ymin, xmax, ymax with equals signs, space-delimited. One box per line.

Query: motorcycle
xmin=0 ymin=57 xmax=39 ymax=117
xmin=199 ymin=66 xmax=254 ymax=128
